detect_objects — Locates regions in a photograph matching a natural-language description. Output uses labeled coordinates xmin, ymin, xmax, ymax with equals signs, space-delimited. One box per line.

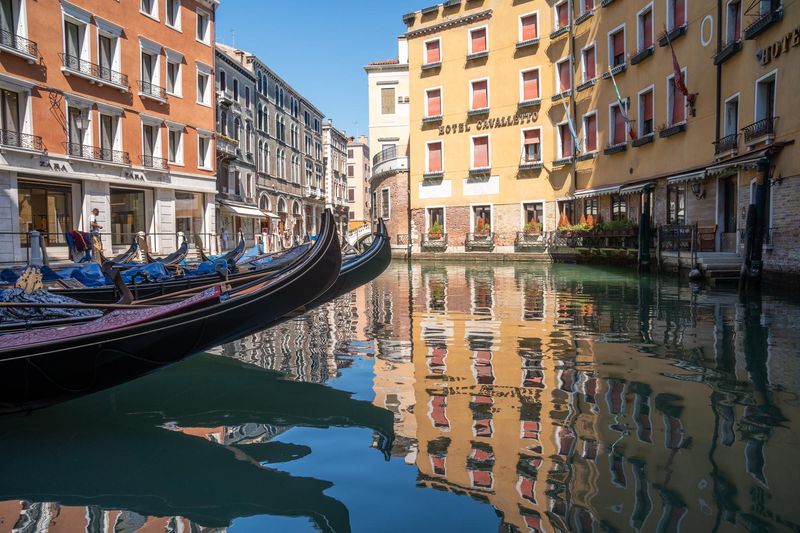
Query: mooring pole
xmin=739 ymin=157 xmax=769 ymax=293
xmin=638 ymin=185 xmax=653 ymax=272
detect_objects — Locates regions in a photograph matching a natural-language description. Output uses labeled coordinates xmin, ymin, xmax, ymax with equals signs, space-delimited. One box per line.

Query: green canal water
xmin=1 ymin=261 xmax=799 ymax=532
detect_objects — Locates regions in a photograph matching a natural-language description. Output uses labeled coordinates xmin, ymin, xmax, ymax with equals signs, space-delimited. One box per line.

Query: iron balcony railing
xmin=373 ymin=145 xmax=398 ymax=166
xmin=742 ymin=117 xmax=777 ymax=143
xmin=744 ymin=8 xmax=782 ymax=40
xmin=60 ymin=53 xmax=128 ymax=88
xmin=138 ymin=79 xmax=167 ymax=100
xmin=714 ymin=132 xmax=739 ymax=154
xmin=0 ymin=28 xmax=38 ymax=58
xmin=0 ymin=129 xmax=43 ymax=151
xmin=141 ymin=154 xmax=169 ymax=169
xmin=64 ymin=142 xmax=131 ymax=164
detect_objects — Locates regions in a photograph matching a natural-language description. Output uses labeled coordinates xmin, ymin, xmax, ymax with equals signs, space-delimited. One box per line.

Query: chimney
xmin=235 ymin=50 xmax=245 ymax=63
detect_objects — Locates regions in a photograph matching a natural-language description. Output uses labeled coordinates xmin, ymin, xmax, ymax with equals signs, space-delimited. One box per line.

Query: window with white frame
xmin=424 ymin=38 xmax=441 ymax=65
xmin=140 ymin=38 xmax=163 ymax=96
xmin=637 ymin=5 xmax=654 ymax=51
xmin=0 ymin=83 xmax=30 ymax=142
xmin=726 ymin=0 xmax=742 ymax=43
xmin=425 ymin=87 xmax=442 ymax=118
xmin=165 ymin=0 xmax=180 ymax=29
xmin=610 ymin=103 xmax=627 ymax=145
xmin=63 ymin=7 xmax=91 ymax=67
xmin=557 ymin=122 xmax=574 ymax=158
xmin=97 ymin=110 xmax=121 ymax=159
xmin=583 ymin=113 xmax=597 ymax=152
xmin=167 ymin=124 xmax=183 ymax=165
xmin=166 ymin=51 xmax=182 ymax=96
xmin=141 ymin=119 xmax=162 ymax=164
xmin=521 ymin=128 xmax=541 ymax=162
xmin=519 ymin=12 xmax=539 ymax=43
xmin=582 ymin=44 xmax=596 ymax=81
xmin=667 ymin=0 xmax=686 ymax=31
xmin=95 ymin=19 xmax=123 ymax=86
xmin=471 ymin=135 xmax=490 ymax=169
xmin=581 ymin=0 xmax=595 ymax=14
xmin=196 ymin=9 xmax=210 ymax=44
xmin=197 ymin=132 xmax=211 ymax=169
xmin=609 ymin=26 xmax=626 ymax=67
xmin=638 ymin=87 xmax=654 ymax=136
xmin=470 ymin=79 xmax=489 ymax=111
xmin=381 ymin=188 xmax=390 ymax=219
xmin=555 ymin=58 xmax=572 ymax=93
xmin=1 ymin=0 xmax=32 ymax=47
xmin=667 ymin=70 xmax=686 ymax=126
xmin=469 ymin=26 xmax=488 ymax=55
xmin=426 ymin=140 xmax=443 ymax=174
xmin=520 ymin=68 xmax=540 ymax=102
xmin=724 ymin=95 xmax=738 ymax=136
xmin=755 ymin=71 xmax=776 ymax=123
xmin=196 ymin=65 xmax=211 ymax=105
xmin=66 ymin=102 xmax=91 ymax=155
xmin=141 ymin=0 xmax=157 ymax=19
xmin=554 ymin=0 xmax=570 ymax=30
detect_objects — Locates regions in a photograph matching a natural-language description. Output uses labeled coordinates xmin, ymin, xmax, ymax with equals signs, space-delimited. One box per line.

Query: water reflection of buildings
xmin=402 ymin=263 xmax=799 ymax=532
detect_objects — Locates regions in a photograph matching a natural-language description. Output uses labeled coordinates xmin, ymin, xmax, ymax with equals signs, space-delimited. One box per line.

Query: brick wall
xmin=372 ymin=170 xmax=409 ymax=247
xmin=763 ymin=175 xmax=800 ymax=274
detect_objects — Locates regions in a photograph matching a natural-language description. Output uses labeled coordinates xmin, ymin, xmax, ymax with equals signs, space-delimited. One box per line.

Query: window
xmin=609 ymin=26 xmax=626 ymax=67
xmin=167 ymin=126 xmax=183 ymax=164
xmin=523 ymin=202 xmax=544 ymax=228
xmin=196 ymin=67 xmax=210 ymax=105
xmin=381 ymin=188 xmax=390 ymax=219
xmin=166 ymin=55 xmax=182 ymax=96
xmin=469 ymin=26 xmax=487 ymax=55
xmin=583 ymin=113 xmax=597 ymax=152
xmin=141 ymin=122 xmax=160 ymax=163
xmin=198 ymin=134 xmax=211 ymax=168
xmin=218 ymin=70 xmax=226 ymax=93
xmin=96 ymin=25 xmax=122 ymax=85
xmin=519 ymin=13 xmax=539 ymax=42
xmin=232 ymin=117 xmax=240 ymax=142
xmin=425 ymin=88 xmax=442 ymax=117
xmin=583 ymin=197 xmax=598 ymax=216
xmin=554 ymin=0 xmax=570 ymax=29
xmin=556 ymin=58 xmax=572 ymax=93
xmin=424 ymin=38 xmax=441 ymax=65
xmin=66 ymin=104 xmax=91 ymax=152
xmin=610 ymin=103 xmax=627 ymax=145
xmin=245 ymin=86 xmax=250 ymax=108
xmin=668 ymin=70 xmax=686 ymax=126
xmin=582 ymin=45 xmax=596 ymax=81
xmin=426 ymin=141 xmax=443 ymax=174
xmin=472 ymin=205 xmax=491 ymax=233
xmin=347 ymin=148 xmax=354 ymax=158
xmin=726 ymin=0 xmax=742 ymax=43
xmin=141 ymin=0 xmax=157 ymax=18
xmin=140 ymin=48 xmax=159 ymax=93
xmin=347 ymin=164 xmax=354 ymax=177
xmin=233 ymin=79 xmax=239 ymax=102
xmin=520 ymin=69 xmax=540 ymax=102
xmin=98 ymin=113 xmax=120 ymax=159
xmin=581 ymin=0 xmax=594 ymax=13
xmin=638 ymin=6 xmax=653 ymax=50
xmin=522 ymin=128 xmax=541 ymax=162
xmin=724 ymin=95 xmax=739 ymax=136
xmin=611 ymin=194 xmax=627 ymax=220
xmin=470 ymin=79 xmax=488 ymax=110
xmin=667 ymin=0 xmax=686 ymax=31
xmin=196 ymin=9 xmax=210 ymax=44
xmin=755 ymin=71 xmax=776 ymax=123
xmin=558 ymin=123 xmax=574 ymax=158
xmin=166 ymin=0 xmax=180 ymax=29
xmin=471 ymin=135 xmax=490 ymax=169
xmin=381 ymin=87 xmax=396 ymax=115
xmin=63 ymin=18 xmax=88 ymax=64
xmin=667 ymin=184 xmax=685 ymax=224
xmin=348 ymin=187 xmax=355 ymax=202
xmin=639 ymin=88 xmax=654 ymax=136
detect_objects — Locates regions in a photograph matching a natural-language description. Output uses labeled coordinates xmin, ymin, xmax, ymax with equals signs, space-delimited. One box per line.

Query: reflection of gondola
xmin=0 ymin=211 xmax=341 ymax=414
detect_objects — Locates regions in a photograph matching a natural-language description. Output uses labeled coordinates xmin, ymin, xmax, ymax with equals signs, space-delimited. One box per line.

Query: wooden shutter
xmin=523 ymin=70 xmax=539 ymax=100
xmin=614 ymin=107 xmax=625 ymax=144
xmin=562 ymin=124 xmax=574 ymax=157
xmin=733 ymin=2 xmax=741 ymax=39
xmin=471 ymin=28 xmax=487 ymax=53
xmin=643 ymin=91 xmax=653 ymax=121
xmin=671 ymin=79 xmax=685 ymax=124
xmin=428 ymin=142 xmax=442 ymax=172
xmin=586 ymin=115 xmax=597 ymax=151
xmin=613 ymin=31 xmax=624 ymax=58
xmin=585 ymin=0 xmax=594 ymax=9
xmin=643 ymin=11 xmax=653 ymax=47
xmin=585 ymin=47 xmax=596 ymax=79
xmin=521 ymin=14 xmax=538 ymax=41
xmin=473 ymin=136 xmax=489 ymax=168
xmin=674 ymin=0 xmax=686 ymax=27
xmin=472 ymin=80 xmax=488 ymax=109
xmin=559 ymin=61 xmax=571 ymax=92
xmin=427 ymin=89 xmax=441 ymax=116
xmin=557 ymin=3 xmax=569 ymax=27
xmin=426 ymin=40 xmax=440 ymax=63
xmin=381 ymin=87 xmax=395 ymax=114
xmin=524 ymin=129 xmax=540 ymax=145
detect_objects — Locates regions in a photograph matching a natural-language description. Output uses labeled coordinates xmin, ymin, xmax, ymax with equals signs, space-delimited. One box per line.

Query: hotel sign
xmin=438 ymin=111 xmax=538 ymax=136
xmin=758 ymin=25 xmax=800 ymax=65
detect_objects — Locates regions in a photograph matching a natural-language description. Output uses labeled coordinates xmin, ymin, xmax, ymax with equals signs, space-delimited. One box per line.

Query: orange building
xmin=0 ymin=0 xmax=218 ymax=262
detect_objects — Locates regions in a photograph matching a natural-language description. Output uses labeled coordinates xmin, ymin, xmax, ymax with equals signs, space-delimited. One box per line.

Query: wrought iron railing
xmin=60 ymin=53 xmax=128 ymax=87
xmin=466 ymin=232 xmax=495 ymax=251
xmin=421 ymin=232 xmax=448 ymax=251
xmin=714 ymin=132 xmax=739 ymax=154
xmin=0 ymin=129 xmax=43 ymax=151
xmin=373 ymin=145 xmax=398 ymax=166
xmin=742 ymin=117 xmax=776 ymax=143
xmin=64 ymin=142 xmax=131 ymax=164
xmin=64 ymin=142 xmax=94 ymax=159
xmin=744 ymin=8 xmax=782 ymax=40
xmin=0 ymin=28 xmax=38 ymax=57
xmin=138 ymin=79 xmax=167 ymax=100
xmin=141 ymin=154 xmax=169 ymax=169
xmin=659 ymin=224 xmax=694 ymax=251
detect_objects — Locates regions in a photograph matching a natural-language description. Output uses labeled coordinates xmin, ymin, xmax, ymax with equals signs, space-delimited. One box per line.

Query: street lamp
xmin=690 ymin=178 xmax=705 ymax=200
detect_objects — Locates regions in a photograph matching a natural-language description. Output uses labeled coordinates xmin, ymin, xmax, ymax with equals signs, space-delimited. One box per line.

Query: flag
xmin=608 ymin=66 xmax=637 ymax=140
xmin=664 ymin=26 xmax=697 ymax=116
xmin=561 ymin=99 xmax=581 ymax=154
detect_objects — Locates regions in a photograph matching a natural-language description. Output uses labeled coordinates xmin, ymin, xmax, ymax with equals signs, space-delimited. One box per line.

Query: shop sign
xmin=438 ymin=111 xmax=538 ymax=136
xmin=758 ymin=26 xmax=800 ymax=65
xmin=39 ymin=159 xmax=73 ymax=173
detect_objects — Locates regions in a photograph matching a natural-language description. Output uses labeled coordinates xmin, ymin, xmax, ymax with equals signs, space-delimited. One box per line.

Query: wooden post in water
xmin=740 ymin=157 xmax=770 ymax=294
xmin=638 ymin=185 xmax=653 ymax=272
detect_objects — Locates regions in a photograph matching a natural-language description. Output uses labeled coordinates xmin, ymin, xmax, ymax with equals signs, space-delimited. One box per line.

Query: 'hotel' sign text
xmin=438 ymin=112 xmax=538 ymax=136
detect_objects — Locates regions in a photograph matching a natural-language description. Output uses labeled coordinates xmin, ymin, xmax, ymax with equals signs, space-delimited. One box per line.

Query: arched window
xmin=293 ymin=200 xmax=301 ymax=218
xmin=259 ymin=194 xmax=271 ymax=212
xmin=278 ymin=197 xmax=287 ymax=213
xmin=233 ymin=118 xmax=240 ymax=141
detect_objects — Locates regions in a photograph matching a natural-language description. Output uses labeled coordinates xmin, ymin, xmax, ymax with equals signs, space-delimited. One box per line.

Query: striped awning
xmin=666 ymin=170 xmax=706 ymax=184
xmin=619 ymin=182 xmax=654 ymax=195
xmin=573 ymin=185 xmax=620 ymax=198
xmin=706 ymin=155 xmax=767 ymax=177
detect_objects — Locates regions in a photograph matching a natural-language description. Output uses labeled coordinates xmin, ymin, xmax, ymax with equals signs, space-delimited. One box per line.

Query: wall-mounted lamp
xmin=690 ymin=178 xmax=706 ymax=200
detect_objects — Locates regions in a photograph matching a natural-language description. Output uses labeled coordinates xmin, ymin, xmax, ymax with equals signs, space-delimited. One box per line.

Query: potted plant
xmin=524 ymin=221 xmax=542 ymax=236
xmin=475 ymin=218 xmax=491 ymax=237
xmin=428 ymin=221 xmax=444 ymax=240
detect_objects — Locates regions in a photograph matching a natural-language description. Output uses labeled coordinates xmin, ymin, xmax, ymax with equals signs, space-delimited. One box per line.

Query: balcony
xmin=602 ymin=63 xmax=626 ymax=79
xmin=138 ymin=80 xmax=167 ymax=103
xmin=519 ymin=157 xmax=543 ymax=170
xmin=140 ymin=154 xmax=169 ymax=170
xmin=0 ymin=29 xmax=38 ymax=62
xmin=550 ymin=25 xmax=570 ymax=39
xmin=60 ymin=53 xmax=128 ymax=91
xmin=604 ymin=142 xmax=627 ymax=155
xmin=742 ymin=117 xmax=777 ymax=145
xmin=658 ymin=25 xmax=687 ymax=47
xmin=713 ymin=40 xmax=742 ymax=64
xmin=516 ymin=37 xmax=540 ymax=49
xmin=372 ymin=145 xmax=409 ymax=178
xmin=714 ymin=132 xmax=739 ymax=157
xmin=577 ymin=78 xmax=597 ymax=92
xmin=421 ymin=232 xmax=448 ymax=252
xmin=0 ymin=129 xmax=43 ymax=152
xmin=465 ymin=232 xmax=495 ymax=251
xmin=744 ymin=9 xmax=782 ymax=40
xmin=64 ymin=142 xmax=131 ymax=165
xmin=630 ymin=46 xmax=654 ymax=65
xmin=216 ymin=90 xmax=233 ymax=106
xmin=216 ymin=133 xmax=238 ymax=160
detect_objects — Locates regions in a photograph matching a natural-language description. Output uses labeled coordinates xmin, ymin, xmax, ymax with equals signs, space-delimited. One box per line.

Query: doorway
xmin=719 ymin=176 xmax=737 ymax=252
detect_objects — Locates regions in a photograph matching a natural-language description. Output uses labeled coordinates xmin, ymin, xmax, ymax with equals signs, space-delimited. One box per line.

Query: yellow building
xmin=402 ymin=0 xmax=799 ymax=275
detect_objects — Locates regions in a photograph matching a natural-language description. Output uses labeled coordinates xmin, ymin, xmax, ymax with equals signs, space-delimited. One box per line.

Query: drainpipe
xmin=569 ymin=3 xmax=578 ymax=203
xmin=715 ymin=0 xmax=723 ymax=142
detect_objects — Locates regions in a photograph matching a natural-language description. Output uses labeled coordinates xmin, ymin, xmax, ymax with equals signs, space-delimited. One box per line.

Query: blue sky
xmin=217 ymin=1 xmax=427 ymax=138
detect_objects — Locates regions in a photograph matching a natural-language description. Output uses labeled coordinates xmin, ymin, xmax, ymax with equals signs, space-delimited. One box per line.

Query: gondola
xmin=99 ymin=237 xmax=140 ymax=264
xmin=0 ymin=210 xmax=341 ymax=415
xmin=197 ymin=234 xmax=246 ymax=264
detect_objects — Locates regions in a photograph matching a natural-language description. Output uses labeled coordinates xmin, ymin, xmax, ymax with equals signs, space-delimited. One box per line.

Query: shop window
xmin=667 ymin=184 xmax=686 ymax=224
xmin=17 ymin=181 xmax=73 ymax=246
xmin=175 ymin=191 xmax=203 ymax=237
xmin=109 ymin=188 xmax=145 ymax=246
xmin=611 ymin=194 xmax=627 ymax=220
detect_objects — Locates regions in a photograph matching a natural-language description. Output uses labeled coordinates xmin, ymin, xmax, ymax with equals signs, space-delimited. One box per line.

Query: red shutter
xmin=521 ymin=14 xmax=538 ymax=41
xmin=585 ymin=47 xmax=596 ymax=79
xmin=428 ymin=142 xmax=442 ymax=172
xmin=733 ymin=2 xmax=741 ymax=40
xmin=584 ymin=0 xmax=594 ymax=9
xmin=643 ymin=11 xmax=653 ymax=48
xmin=614 ymin=107 xmax=625 ymax=144
xmin=472 ymin=80 xmax=488 ymax=109
xmin=524 ymin=129 xmax=540 ymax=145
xmin=674 ymin=0 xmax=686 ymax=27
xmin=671 ymin=80 xmax=685 ymax=124
xmin=471 ymin=28 xmax=487 ymax=53
xmin=586 ymin=114 xmax=597 ymax=151
xmin=561 ymin=124 xmax=573 ymax=157
xmin=613 ymin=31 xmax=624 ymax=57
xmin=427 ymin=89 xmax=441 ymax=116
xmin=473 ymin=136 xmax=489 ymax=168
xmin=557 ymin=3 xmax=569 ymax=27
xmin=426 ymin=40 xmax=440 ymax=63
xmin=523 ymin=70 xmax=539 ymax=100
xmin=559 ymin=61 xmax=571 ymax=91
xmin=643 ymin=91 xmax=653 ymax=121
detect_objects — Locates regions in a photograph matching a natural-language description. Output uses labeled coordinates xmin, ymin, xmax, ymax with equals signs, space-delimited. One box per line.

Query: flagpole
xmin=608 ymin=65 xmax=636 ymax=141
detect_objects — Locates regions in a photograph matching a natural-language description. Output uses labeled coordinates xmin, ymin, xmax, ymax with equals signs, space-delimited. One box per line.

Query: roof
xmin=367 ymin=58 xmax=399 ymax=66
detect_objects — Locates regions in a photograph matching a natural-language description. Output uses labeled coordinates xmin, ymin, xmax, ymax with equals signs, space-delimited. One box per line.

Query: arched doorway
xmin=277 ymin=197 xmax=288 ymax=235
xmin=292 ymin=200 xmax=303 ymax=239
xmin=259 ymin=194 xmax=272 ymax=233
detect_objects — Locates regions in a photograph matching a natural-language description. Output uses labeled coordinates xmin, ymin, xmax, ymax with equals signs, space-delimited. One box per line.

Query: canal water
xmin=1 ymin=261 xmax=799 ymax=532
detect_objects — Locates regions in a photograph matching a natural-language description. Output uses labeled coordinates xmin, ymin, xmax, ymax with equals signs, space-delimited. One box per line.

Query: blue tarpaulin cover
xmin=120 ymin=262 xmax=172 ymax=285
xmin=183 ymin=259 xmax=228 ymax=278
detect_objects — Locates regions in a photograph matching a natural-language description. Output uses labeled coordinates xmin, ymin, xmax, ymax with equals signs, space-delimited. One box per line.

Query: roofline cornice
xmin=403 ymin=9 xmax=492 ymax=38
